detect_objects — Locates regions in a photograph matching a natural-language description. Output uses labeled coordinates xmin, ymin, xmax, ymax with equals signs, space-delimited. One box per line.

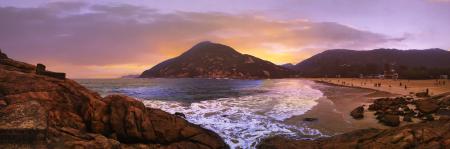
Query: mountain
xmin=293 ymin=48 xmax=450 ymax=79
xmin=280 ymin=63 xmax=296 ymax=69
xmin=140 ymin=41 xmax=296 ymax=79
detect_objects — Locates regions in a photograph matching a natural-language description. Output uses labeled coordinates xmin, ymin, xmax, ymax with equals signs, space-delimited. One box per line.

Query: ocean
xmin=76 ymin=78 xmax=378 ymax=148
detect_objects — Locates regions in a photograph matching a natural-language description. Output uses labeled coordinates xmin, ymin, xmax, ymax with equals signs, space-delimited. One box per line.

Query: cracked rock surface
xmin=258 ymin=119 xmax=450 ymax=149
xmin=0 ymin=50 xmax=228 ymax=149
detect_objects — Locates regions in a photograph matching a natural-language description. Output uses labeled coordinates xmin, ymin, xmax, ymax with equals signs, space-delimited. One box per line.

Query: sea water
xmin=77 ymin=78 xmax=326 ymax=148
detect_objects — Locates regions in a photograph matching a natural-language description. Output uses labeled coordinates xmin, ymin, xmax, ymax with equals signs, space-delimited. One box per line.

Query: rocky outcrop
xmin=379 ymin=114 xmax=400 ymax=127
xmin=0 ymin=51 xmax=35 ymax=73
xmin=0 ymin=51 xmax=228 ymax=148
xmin=140 ymin=41 xmax=296 ymax=79
xmin=257 ymin=92 xmax=449 ymax=148
xmin=357 ymin=95 xmax=450 ymax=127
xmin=258 ymin=119 xmax=450 ymax=149
xmin=415 ymin=99 xmax=440 ymax=114
xmin=350 ymin=106 xmax=364 ymax=119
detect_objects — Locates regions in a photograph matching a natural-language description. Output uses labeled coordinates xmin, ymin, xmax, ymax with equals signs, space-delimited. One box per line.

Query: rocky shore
xmin=359 ymin=95 xmax=450 ymax=127
xmin=2 ymin=48 xmax=450 ymax=149
xmin=0 ymin=50 xmax=228 ymax=148
xmin=258 ymin=86 xmax=450 ymax=148
xmin=258 ymin=119 xmax=450 ymax=148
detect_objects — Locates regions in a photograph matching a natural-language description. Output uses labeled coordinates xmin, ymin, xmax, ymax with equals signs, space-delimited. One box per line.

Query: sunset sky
xmin=1 ymin=0 xmax=450 ymax=78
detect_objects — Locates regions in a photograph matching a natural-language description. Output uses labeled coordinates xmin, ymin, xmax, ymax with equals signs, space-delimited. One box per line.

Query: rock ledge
xmin=0 ymin=50 xmax=228 ymax=148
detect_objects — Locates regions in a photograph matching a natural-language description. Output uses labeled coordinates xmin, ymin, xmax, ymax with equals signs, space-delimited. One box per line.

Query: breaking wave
xmin=140 ymin=80 xmax=325 ymax=148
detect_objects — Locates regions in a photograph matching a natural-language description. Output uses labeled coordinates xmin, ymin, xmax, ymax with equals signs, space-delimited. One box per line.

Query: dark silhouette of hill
xmin=140 ymin=41 xmax=295 ymax=79
xmin=280 ymin=63 xmax=296 ymax=70
xmin=293 ymin=48 xmax=450 ymax=79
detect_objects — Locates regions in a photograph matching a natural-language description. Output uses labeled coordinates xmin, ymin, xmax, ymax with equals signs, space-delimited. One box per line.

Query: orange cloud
xmin=0 ymin=2 xmax=401 ymax=78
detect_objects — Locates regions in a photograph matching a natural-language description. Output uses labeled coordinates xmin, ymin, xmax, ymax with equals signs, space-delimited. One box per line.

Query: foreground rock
xmin=258 ymin=119 xmax=450 ymax=148
xmin=0 ymin=50 xmax=228 ymax=148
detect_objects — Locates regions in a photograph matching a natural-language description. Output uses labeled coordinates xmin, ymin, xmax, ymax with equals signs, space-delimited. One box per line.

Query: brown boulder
xmin=102 ymin=95 xmax=150 ymax=142
xmin=403 ymin=115 xmax=413 ymax=122
xmin=423 ymin=114 xmax=435 ymax=121
xmin=0 ymin=99 xmax=6 ymax=107
xmin=368 ymin=97 xmax=407 ymax=112
xmin=175 ymin=112 xmax=187 ymax=118
xmin=415 ymin=91 xmax=429 ymax=97
xmin=415 ymin=99 xmax=440 ymax=114
xmin=303 ymin=117 xmax=318 ymax=122
xmin=350 ymin=106 xmax=364 ymax=119
xmin=379 ymin=114 xmax=400 ymax=127
xmin=437 ymin=109 xmax=450 ymax=116
xmin=440 ymin=96 xmax=450 ymax=106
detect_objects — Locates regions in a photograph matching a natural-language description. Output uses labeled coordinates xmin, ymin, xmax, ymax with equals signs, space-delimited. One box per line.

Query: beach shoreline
xmin=285 ymin=81 xmax=401 ymax=137
xmin=300 ymin=78 xmax=450 ymax=131
xmin=259 ymin=79 xmax=450 ymax=148
xmin=308 ymin=78 xmax=450 ymax=96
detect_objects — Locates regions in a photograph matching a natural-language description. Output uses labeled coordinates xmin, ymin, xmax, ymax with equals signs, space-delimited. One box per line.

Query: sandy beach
xmin=285 ymin=78 xmax=450 ymax=137
xmin=284 ymin=81 xmax=399 ymax=137
xmin=310 ymin=78 xmax=450 ymax=96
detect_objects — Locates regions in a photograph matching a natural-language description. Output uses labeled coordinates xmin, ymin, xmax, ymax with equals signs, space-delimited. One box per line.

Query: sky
xmin=1 ymin=0 xmax=450 ymax=78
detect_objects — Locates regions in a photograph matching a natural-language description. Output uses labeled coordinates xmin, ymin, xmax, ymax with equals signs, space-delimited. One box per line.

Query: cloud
xmin=0 ymin=2 xmax=401 ymax=78
xmin=429 ymin=0 xmax=450 ymax=3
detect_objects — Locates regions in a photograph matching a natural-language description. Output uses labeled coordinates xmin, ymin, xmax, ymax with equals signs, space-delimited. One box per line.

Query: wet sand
xmin=285 ymin=82 xmax=400 ymax=137
xmin=285 ymin=78 xmax=450 ymax=137
xmin=311 ymin=78 xmax=450 ymax=96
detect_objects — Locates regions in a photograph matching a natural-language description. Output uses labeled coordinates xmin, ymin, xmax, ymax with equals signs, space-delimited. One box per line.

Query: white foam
xmin=141 ymin=80 xmax=325 ymax=149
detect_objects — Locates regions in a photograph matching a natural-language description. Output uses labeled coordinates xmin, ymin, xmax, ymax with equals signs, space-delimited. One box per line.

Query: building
xmin=383 ymin=63 xmax=399 ymax=79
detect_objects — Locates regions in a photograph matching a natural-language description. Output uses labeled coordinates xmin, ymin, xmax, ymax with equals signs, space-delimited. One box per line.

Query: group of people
xmin=374 ymin=83 xmax=382 ymax=87
xmin=435 ymin=80 xmax=447 ymax=86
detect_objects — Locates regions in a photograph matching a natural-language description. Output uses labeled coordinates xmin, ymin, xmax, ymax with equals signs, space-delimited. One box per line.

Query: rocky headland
xmin=140 ymin=41 xmax=296 ymax=79
xmin=0 ymin=50 xmax=228 ymax=148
